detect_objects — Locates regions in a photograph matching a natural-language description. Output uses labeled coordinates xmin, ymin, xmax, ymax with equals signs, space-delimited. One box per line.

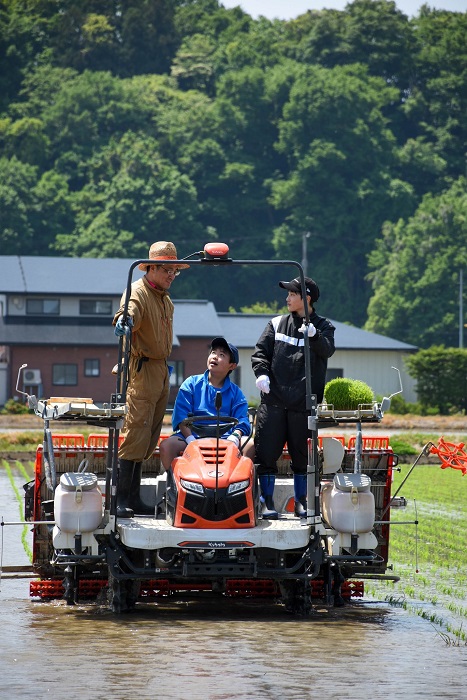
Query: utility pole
xmin=302 ymin=231 xmax=310 ymax=276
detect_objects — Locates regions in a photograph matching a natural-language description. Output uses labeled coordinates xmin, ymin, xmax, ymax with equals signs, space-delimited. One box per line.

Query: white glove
xmin=227 ymin=434 xmax=240 ymax=447
xmin=185 ymin=435 xmax=196 ymax=445
xmin=255 ymin=375 xmax=270 ymax=394
xmin=299 ymin=322 xmax=316 ymax=338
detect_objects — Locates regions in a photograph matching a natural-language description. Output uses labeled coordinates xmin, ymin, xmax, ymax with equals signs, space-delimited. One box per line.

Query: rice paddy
xmin=366 ymin=459 xmax=467 ymax=643
xmin=2 ymin=444 xmax=467 ymax=643
xmin=2 ymin=458 xmax=34 ymax=561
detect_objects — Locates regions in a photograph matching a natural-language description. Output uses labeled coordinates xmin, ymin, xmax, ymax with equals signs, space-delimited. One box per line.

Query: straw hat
xmin=138 ymin=241 xmax=190 ymax=271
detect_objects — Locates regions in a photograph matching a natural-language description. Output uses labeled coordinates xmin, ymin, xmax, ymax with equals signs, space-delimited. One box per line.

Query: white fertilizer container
xmin=54 ymin=472 xmax=103 ymax=533
xmin=321 ymin=473 xmax=375 ymax=533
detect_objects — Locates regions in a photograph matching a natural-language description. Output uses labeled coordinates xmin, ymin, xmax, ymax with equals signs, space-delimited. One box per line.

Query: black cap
xmin=210 ymin=337 xmax=239 ymax=365
xmin=279 ymin=277 xmax=320 ymax=303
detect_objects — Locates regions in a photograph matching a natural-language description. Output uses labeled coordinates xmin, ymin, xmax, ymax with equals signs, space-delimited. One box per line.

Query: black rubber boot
xmin=294 ymin=496 xmax=307 ymax=518
xmin=293 ymin=474 xmax=307 ymax=518
xmin=259 ymin=475 xmax=278 ymax=519
xmin=260 ymin=494 xmax=279 ymax=519
xmin=129 ymin=461 xmax=153 ymax=516
xmin=116 ymin=459 xmax=135 ymax=518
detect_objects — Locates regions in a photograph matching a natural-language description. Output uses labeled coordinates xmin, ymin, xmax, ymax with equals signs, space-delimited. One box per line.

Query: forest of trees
xmin=0 ymin=0 xmax=466 ymax=349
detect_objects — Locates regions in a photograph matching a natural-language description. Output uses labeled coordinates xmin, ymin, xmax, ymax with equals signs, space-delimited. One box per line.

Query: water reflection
xmin=1 ymin=469 xmax=466 ymax=700
xmin=1 ymin=584 xmax=466 ymax=700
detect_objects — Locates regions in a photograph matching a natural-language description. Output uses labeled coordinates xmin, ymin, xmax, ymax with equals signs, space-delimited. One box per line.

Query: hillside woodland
xmin=0 ymin=0 xmax=466 ymax=347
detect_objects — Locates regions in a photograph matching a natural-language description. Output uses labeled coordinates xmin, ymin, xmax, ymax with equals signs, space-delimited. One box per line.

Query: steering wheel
xmin=180 ymin=415 xmax=238 ymax=439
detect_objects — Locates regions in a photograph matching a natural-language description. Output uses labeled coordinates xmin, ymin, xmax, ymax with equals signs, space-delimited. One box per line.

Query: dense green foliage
xmin=405 ymin=346 xmax=467 ymax=414
xmin=0 ymin=0 xmax=466 ymax=339
xmin=365 ymin=178 xmax=467 ymax=347
xmin=0 ymin=398 xmax=31 ymax=414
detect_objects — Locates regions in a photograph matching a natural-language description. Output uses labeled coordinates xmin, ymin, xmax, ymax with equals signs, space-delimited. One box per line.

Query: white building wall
xmin=329 ymin=350 xmax=417 ymax=403
xmin=238 ymin=348 xmax=417 ymax=406
xmin=238 ymin=350 xmax=261 ymax=406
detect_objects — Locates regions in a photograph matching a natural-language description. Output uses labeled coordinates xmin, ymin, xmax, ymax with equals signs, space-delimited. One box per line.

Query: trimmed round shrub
xmin=1 ymin=398 xmax=31 ymax=414
xmin=324 ymin=378 xmax=374 ymax=410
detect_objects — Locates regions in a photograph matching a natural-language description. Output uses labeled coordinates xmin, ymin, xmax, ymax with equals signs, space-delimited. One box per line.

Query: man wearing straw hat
xmin=112 ymin=241 xmax=189 ymax=518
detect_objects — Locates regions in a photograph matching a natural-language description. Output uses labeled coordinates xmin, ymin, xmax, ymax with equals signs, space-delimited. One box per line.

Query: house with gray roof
xmin=216 ymin=312 xmax=417 ymax=404
xmin=0 ymin=256 xmax=418 ymax=407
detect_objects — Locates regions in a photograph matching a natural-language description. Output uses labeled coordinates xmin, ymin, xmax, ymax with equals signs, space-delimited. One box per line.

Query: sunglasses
xmin=157 ymin=265 xmax=181 ymax=277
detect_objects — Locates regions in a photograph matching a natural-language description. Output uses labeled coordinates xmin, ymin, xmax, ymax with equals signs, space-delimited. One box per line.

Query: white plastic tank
xmin=321 ymin=473 xmax=375 ymax=533
xmin=54 ymin=472 xmax=103 ymax=533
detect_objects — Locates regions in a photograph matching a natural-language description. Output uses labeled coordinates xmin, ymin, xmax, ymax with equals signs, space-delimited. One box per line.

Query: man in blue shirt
xmin=160 ymin=338 xmax=250 ymax=470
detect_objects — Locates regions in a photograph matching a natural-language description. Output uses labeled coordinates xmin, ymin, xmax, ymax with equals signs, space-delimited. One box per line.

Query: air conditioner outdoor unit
xmin=24 ymin=369 xmax=42 ymax=384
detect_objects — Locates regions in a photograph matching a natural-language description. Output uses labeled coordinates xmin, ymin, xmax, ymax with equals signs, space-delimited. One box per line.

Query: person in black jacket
xmin=251 ymin=276 xmax=335 ymax=519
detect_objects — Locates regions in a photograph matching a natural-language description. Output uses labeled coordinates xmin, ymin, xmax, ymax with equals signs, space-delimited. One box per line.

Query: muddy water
xmin=1 ymin=468 xmax=466 ymax=700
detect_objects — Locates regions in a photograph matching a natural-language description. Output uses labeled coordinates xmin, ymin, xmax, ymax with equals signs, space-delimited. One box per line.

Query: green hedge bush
xmin=0 ymin=399 xmax=31 ymax=415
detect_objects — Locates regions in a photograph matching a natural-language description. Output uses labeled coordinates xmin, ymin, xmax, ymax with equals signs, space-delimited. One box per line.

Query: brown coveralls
xmin=113 ymin=277 xmax=173 ymax=461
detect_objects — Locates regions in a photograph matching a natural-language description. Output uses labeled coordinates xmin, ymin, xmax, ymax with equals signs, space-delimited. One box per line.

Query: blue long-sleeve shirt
xmin=172 ymin=370 xmax=251 ymax=438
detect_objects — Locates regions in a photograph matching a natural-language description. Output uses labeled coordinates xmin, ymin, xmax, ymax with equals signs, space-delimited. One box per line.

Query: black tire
xmin=126 ymin=579 xmax=141 ymax=610
xmin=280 ymin=580 xmax=313 ymax=616
xmin=63 ymin=573 xmax=76 ymax=606
xmin=108 ymin=572 xmax=140 ymax=613
xmin=108 ymin=571 xmax=128 ymax=613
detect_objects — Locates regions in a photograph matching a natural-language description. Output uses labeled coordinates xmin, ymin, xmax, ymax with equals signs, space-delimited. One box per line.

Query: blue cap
xmin=210 ymin=337 xmax=239 ymax=365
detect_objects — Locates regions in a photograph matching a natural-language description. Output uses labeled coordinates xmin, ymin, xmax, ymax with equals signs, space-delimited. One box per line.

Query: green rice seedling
xmin=434 ymin=626 xmax=467 ymax=646
xmin=369 ymin=460 xmax=467 ymax=640
xmin=379 ymin=592 xmax=406 ymax=606
xmin=447 ymin=602 xmax=467 ymax=619
xmin=14 ymin=459 xmax=34 ymax=481
xmin=440 ymin=585 xmax=454 ymax=596
xmin=2 ymin=459 xmax=33 ymax=561
xmin=434 ymin=628 xmax=455 ymax=646
xmin=445 ymin=623 xmax=467 ymax=643
xmin=324 ymin=378 xmax=374 ymax=410
xmin=414 ymin=607 xmax=444 ymax=626
xmin=448 ymin=602 xmax=460 ymax=614
xmin=403 ymin=585 xmax=416 ymax=597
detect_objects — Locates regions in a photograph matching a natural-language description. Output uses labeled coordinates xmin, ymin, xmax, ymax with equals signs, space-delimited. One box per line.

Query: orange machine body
xmin=170 ymin=439 xmax=257 ymax=529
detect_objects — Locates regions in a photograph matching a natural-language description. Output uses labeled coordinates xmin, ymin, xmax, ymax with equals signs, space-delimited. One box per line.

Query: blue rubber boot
xmin=293 ymin=473 xmax=307 ymax=518
xmin=259 ymin=474 xmax=278 ymax=520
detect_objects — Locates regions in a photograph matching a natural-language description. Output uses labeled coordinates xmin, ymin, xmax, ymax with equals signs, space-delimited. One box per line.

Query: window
xmin=84 ymin=359 xmax=100 ymax=377
xmin=53 ymin=364 xmax=77 ymax=385
xmin=326 ymin=368 xmax=343 ymax=382
xmin=169 ymin=361 xmax=184 ymax=387
xmin=80 ymin=299 xmax=112 ymax=315
xmin=26 ymin=298 xmax=60 ymax=315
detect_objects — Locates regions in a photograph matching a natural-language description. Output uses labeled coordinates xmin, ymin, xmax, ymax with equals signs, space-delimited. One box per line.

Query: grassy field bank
xmin=0 ymin=411 xmax=466 ymax=457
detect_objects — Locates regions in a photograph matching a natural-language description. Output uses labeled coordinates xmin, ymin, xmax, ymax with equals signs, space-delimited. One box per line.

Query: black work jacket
xmin=251 ymin=310 xmax=335 ymax=410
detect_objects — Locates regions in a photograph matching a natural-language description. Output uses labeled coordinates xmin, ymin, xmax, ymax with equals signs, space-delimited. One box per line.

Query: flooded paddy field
xmin=1 ymin=460 xmax=467 ymax=700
